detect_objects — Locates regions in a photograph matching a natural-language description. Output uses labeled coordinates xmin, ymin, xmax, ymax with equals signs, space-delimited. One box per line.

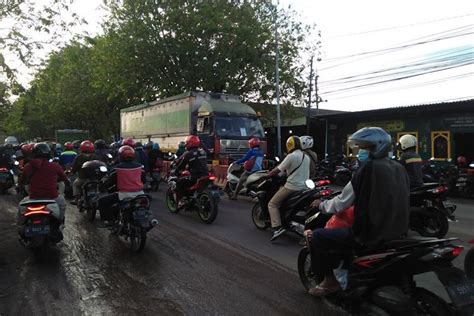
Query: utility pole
xmin=274 ymin=2 xmax=282 ymax=157
xmin=306 ymin=56 xmax=314 ymax=134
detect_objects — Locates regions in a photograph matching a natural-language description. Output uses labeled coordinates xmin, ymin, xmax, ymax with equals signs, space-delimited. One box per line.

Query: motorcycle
xmin=77 ymin=161 xmax=108 ymax=222
xmin=165 ymin=159 xmax=220 ymax=224
xmin=64 ymin=169 xmax=77 ymax=200
xmin=0 ymin=166 xmax=15 ymax=194
xmin=455 ymin=162 xmax=474 ymax=198
xmin=410 ymin=183 xmax=456 ymax=238
xmin=298 ymin=212 xmax=474 ymax=315
xmin=224 ymin=162 xmax=268 ymax=199
xmin=251 ymin=175 xmax=333 ymax=236
xmin=17 ymin=199 xmax=63 ymax=251
xmin=110 ymin=194 xmax=158 ymax=252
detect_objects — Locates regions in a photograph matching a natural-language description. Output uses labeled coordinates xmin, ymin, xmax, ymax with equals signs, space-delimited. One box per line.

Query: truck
xmin=55 ymin=129 xmax=90 ymax=145
xmin=120 ymin=91 xmax=266 ymax=163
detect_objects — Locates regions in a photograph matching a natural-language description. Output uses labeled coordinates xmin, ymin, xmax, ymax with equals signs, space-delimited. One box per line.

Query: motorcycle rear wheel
xmin=166 ymin=188 xmax=179 ymax=213
xmin=415 ymin=208 xmax=449 ymax=238
xmin=411 ymin=287 xmax=452 ymax=315
xmin=251 ymin=203 xmax=269 ymax=230
xmin=465 ymin=247 xmax=474 ymax=279
xmin=130 ymin=226 xmax=147 ymax=252
xmin=197 ymin=190 xmax=218 ymax=224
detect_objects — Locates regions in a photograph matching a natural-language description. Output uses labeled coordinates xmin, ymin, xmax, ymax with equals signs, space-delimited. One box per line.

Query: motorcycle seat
xmin=378 ymin=236 xmax=457 ymax=250
xmin=410 ymin=183 xmax=439 ymax=194
xmin=20 ymin=199 xmax=57 ymax=206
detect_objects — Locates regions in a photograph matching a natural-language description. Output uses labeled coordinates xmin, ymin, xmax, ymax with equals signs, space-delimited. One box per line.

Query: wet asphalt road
xmin=0 ymin=190 xmax=342 ymax=315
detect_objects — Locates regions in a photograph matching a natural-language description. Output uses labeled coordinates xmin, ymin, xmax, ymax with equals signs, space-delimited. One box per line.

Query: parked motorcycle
xmin=455 ymin=162 xmax=474 ymax=198
xmin=165 ymin=161 xmax=220 ymax=224
xmin=298 ymin=212 xmax=474 ymax=315
xmin=110 ymin=194 xmax=157 ymax=252
xmin=251 ymin=175 xmax=333 ymax=236
xmin=410 ymin=183 xmax=456 ymax=238
xmin=224 ymin=162 xmax=268 ymax=199
xmin=17 ymin=199 xmax=63 ymax=251
xmin=77 ymin=160 xmax=108 ymax=222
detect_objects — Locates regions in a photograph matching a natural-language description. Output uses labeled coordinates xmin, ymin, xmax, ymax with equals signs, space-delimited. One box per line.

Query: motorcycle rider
xmin=94 ymin=139 xmax=111 ymax=163
xmin=71 ymin=140 xmax=97 ymax=205
xmin=98 ymin=145 xmax=146 ymax=222
xmin=18 ymin=143 xmax=68 ymax=224
xmin=306 ymin=127 xmax=410 ymax=297
xmin=265 ymin=136 xmax=310 ymax=241
xmin=230 ymin=137 xmax=264 ymax=200
xmin=176 ymin=141 xmax=186 ymax=158
xmin=398 ymin=134 xmax=423 ymax=189
xmin=174 ymin=135 xmax=208 ymax=208
xmin=0 ymin=145 xmax=14 ymax=168
xmin=59 ymin=142 xmax=77 ymax=169
xmin=300 ymin=136 xmax=318 ymax=179
xmin=134 ymin=141 xmax=149 ymax=172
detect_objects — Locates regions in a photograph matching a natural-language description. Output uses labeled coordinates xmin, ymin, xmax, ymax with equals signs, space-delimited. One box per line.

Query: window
xmin=431 ymin=131 xmax=451 ymax=160
xmin=197 ymin=117 xmax=211 ymax=133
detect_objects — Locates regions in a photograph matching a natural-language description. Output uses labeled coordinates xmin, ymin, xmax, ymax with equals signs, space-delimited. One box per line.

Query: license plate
xmin=133 ymin=210 xmax=149 ymax=220
xmin=446 ymin=279 xmax=474 ymax=307
xmin=25 ymin=225 xmax=50 ymax=237
xmin=443 ymin=200 xmax=454 ymax=208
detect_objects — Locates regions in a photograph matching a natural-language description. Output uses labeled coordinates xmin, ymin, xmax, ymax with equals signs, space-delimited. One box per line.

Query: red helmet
xmin=457 ymin=156 xmax=467 ymax=165
xmin=249 ymin=137 xmax=260 ymax=148
xmin=185 ymin=135 xmax=200 ymax=150
xmin=21 ymin=143 xmax=33 ymax=155
xmin=80 ymin=140 xmax=95 ymax=153
xmin=118 ymin=145 xmax=135 ymax=161
xmin=122 ymin=137 xmax=136 ymax=148
xmin=64 ymin=142 xmax=74 ymax=150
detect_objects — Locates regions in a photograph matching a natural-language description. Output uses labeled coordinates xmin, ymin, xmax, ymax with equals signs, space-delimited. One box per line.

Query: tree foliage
xmin=6 ymin=0 xmax=315 ymax=139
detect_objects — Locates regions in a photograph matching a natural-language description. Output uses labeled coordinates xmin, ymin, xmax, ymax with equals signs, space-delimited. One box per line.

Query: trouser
xmin=73 ymin=178 xmax=88 ymax=197
xmin=232 ymin=171 xmax=251 ymax=198
xmin=268 ymin=186 xmax=298 ymax=228
xmin=98 ymin=192 xmax=119 ymax=221
xmin=310 ymin=227 xmax=355 ymax=278
xmin=176 ymin=177 xmax=197 ymax=202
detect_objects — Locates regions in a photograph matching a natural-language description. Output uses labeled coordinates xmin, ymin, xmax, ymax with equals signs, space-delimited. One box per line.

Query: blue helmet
xmin=152 ymin=143 xmax=160 ymax=151
xmin=347 ymin=127 xmax=392 ymax=159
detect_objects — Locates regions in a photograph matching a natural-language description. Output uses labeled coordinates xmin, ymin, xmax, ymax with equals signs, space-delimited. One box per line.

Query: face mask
xmin=358 ymin=149 xmax=370 ymax=161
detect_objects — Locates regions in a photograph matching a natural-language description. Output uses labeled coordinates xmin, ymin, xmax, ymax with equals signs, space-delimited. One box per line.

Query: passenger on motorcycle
xmin=148 ymin=142 xmax=163 ymax=182
xmin=94 ymin=139 xmax=111 ymax=163
xmin=265 ymin=136 xmax=310 ymax=241
xmin=59 ymin=142 xmax=77 ymax=169
xmin=176 ymin=141 xmax=186 ymax=158
xmin=174 ymin=135 xmax=208 ymax=208
xmin=134 ymin=142 xmax=149 ymax=172
xmin=397 ymin=134 xmax=423 ymax=190
xmin=306 ymin=127 xmax=410 ymax=297
xmin=300 ymin=136 xmax=318 ymax=179
xmin=98 ymin=145 xmax=146 ymax=221
xmin=18 ymin=143 xmax=68 ymax=223
xmin=230 ymin=137 xmax=264 ymax=200
xmin=71 ymin=140 xmax=97 ymax=204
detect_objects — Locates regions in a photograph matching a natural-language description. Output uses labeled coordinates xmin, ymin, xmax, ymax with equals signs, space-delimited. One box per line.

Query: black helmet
xmin=347 ymin=127 xmax=392 ymax=159
xmin=145 ymin=141 xmax=154 ymax=149
xmin=72 ymin=140 xmax=81 ymax=149
xmin=135 ymin=141 xmax=143 ymax=148
xmin=94 ymin=139 xmax=106 ymax=149
xmin=32 ymin=142 xmax=51 ymax=159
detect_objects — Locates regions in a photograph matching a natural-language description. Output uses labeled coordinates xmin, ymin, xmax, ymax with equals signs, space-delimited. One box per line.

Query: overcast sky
xmin=4 ymin=0 xmax=474 ymax=111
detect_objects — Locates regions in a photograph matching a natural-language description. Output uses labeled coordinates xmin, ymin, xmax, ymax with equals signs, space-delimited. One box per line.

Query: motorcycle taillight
xmin=428 ymin=186 xmax=448 ymax=194
xmin=25 ymin=205 xmax=51 ymax=216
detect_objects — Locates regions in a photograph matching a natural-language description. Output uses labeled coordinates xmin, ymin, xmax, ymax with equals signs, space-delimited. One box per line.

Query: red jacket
xmin=20 ymin=158 xmax=67 ymax=199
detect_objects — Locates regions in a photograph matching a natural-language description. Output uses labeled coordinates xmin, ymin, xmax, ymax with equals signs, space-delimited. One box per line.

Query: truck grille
xmin=219 ymin=140 xmax=249 ymax=154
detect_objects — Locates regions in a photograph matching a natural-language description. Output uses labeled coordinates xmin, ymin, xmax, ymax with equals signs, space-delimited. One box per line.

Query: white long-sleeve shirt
xmin=319 ymin=182 xmax=355 ymax=214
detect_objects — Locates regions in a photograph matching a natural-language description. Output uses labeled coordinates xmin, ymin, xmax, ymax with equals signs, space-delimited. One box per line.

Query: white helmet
xmin=300 ymin=135 xmax=314 ymax=150
xmin=398 ymin=134 xmax=417 ymax=150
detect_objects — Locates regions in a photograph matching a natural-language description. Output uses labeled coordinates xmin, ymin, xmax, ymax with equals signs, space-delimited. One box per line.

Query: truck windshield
xmin=215 ymin=116 xmax=264 ymax=138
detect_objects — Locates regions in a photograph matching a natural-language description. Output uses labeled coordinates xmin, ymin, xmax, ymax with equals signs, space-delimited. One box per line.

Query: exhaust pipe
xmin=150 ymin=219 xmax=159 ymax=227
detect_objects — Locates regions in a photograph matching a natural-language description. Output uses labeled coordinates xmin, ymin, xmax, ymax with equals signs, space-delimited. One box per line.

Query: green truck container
xmin=120 ymin=91 xmax=266 ymax=161
xmin=55 ymin=129 xmax=90 ymax=145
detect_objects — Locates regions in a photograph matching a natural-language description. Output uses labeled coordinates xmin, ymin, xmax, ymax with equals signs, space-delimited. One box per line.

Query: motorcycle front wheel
xmin=297 ymin=247 xmax=322 ymax=291
xmin=197 ymin=190 xmax=218 ymax=224
xmin=166 ymin=188 xmax=179 ymax=213
xmin=414 ymin=208 xmax=449 ymax=238
xmin=251 ymin=203 xmax=269 ymax=230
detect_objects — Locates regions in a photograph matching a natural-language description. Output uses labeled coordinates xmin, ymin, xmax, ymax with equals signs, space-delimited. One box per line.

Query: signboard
xmin=357 ymin=120 xmax=405 ymax=132
xmin=445 ymin=116 xmax=474 ymax=128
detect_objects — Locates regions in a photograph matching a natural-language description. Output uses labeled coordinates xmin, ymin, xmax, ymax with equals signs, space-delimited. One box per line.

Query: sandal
xmin=308 ymin=285 xmax=340 ymax=297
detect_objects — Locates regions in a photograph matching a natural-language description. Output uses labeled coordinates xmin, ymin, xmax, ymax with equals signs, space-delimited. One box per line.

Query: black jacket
xmin=175 ymin=148 xmax=208 ymax=179
xmin=352 ymin=158 xmax=410 ymax=250
xmin=399 ymin=151 xmax=424 ymax=189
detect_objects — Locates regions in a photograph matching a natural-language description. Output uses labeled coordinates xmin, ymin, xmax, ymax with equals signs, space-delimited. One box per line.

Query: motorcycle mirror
xmin=99 ymin=166 xmax=108 ymax=172
xmin=305 ymin=179 xmax=316 ymax=189
xmin=275 ymin=156 xmax=280 ymax=162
